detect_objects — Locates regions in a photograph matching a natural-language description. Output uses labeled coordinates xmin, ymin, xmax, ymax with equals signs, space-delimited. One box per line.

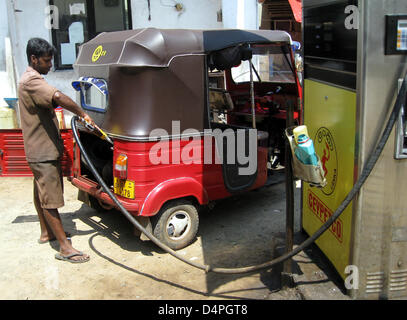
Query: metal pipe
xmin=249 ymin=58 xmax=256 ymax=129
xmin=282 ymin=99 xmax=295 ymax=288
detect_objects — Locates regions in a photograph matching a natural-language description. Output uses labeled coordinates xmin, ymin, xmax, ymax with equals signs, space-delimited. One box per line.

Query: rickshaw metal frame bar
xmin=249 ymin=56 xmax=256 ymax=129
xmin=282 ymin=99 xmax=295 ymax=288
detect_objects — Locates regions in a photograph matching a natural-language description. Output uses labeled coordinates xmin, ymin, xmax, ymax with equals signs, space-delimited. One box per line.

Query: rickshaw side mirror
xmin=71 ymin=77 xmax=109 ymax=113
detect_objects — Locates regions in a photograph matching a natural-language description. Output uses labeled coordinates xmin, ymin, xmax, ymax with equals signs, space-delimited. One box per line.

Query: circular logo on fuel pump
xmin=314 ymin=127 xmax=338 ymax=196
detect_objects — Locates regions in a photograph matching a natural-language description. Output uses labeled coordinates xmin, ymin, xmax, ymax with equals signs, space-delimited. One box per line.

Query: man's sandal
xmin=55 ymin=252 xmax=90 ymax=264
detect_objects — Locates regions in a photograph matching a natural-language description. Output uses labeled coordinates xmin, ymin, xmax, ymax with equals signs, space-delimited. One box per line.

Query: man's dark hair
xmin=26 ymin=38 xmax=57 ymax=64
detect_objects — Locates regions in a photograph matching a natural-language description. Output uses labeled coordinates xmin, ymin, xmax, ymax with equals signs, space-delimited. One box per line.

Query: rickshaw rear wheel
xmin=151 ymin=200 xmax=199 ymax=250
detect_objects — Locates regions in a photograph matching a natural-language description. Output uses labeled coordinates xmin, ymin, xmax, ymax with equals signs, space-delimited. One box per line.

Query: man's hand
xmin=82 ymin=113 xmax=96 ymax=128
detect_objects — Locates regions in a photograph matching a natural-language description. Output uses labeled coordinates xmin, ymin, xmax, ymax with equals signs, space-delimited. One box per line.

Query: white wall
xmin=7 ymin=0 xmax=51 ymax=78
xmin=0 ymin=0 xmax=10 ymax=71
xmin=7 ymin=0 xmax=77 ymax=99
xmin=222 ymin=0 xmax=259 ymax=30
xmin=130 ymin=0 xmax=223 ymax=29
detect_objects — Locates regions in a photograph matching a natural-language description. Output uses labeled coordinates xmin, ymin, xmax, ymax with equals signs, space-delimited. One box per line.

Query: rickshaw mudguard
xmin=139 ymin=177 xmax=209 ymax=217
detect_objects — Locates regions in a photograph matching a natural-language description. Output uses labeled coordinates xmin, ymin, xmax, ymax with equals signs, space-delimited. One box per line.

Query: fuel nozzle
xmin=79 ymin=117 xmax=114 ymax=145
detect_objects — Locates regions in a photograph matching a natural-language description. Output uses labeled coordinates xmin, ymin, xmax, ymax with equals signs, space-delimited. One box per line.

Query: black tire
xmin=151 ymin=200 xmax=199 ymax=250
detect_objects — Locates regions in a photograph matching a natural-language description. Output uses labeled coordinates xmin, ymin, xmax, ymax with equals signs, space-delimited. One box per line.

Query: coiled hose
xmin=71 ymin=73 xmax=406 ymax=274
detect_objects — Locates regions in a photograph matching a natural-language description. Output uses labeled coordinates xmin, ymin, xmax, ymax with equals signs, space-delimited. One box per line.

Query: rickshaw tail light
xmin=114 ymin=154 xmax=128 ymax=180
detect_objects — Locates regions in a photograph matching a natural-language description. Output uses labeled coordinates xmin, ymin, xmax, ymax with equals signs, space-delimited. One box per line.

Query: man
xmin=18 ymin=38 xmax=94 ymax=263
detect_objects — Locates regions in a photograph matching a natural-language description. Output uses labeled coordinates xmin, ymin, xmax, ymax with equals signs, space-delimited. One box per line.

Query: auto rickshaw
xmin=69 ymin=28 xmax=302 ymax=250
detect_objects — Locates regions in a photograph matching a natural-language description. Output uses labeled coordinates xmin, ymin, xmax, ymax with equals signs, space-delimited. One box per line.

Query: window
xmin=50 ymin=0 xmax=132 ymax=69
xmin=231 ymin=45 xmax=295 ymax=84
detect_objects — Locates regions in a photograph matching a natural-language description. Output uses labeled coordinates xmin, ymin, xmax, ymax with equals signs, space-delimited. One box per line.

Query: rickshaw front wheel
xmin=151 ymin=200 xmax=199 ymax=250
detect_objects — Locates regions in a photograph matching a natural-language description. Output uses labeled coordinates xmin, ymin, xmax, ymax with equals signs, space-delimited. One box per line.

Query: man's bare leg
xmin=41 ymin=208 xmax=89 ymax=262
xmin=33 ymin=181 xmax=55 ymax=242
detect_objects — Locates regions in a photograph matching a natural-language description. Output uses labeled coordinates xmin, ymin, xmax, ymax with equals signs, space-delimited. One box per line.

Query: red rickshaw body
xmin=71 ymin=135 xmax=268 ymax=216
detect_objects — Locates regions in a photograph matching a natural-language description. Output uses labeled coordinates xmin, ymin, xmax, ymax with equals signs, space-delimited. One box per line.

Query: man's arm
xmin=52 ymin=91 xmax=95 ymax=126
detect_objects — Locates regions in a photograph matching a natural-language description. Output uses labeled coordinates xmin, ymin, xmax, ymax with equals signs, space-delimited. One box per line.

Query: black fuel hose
xmin=71 ymin=73 xmax=406 ymax=274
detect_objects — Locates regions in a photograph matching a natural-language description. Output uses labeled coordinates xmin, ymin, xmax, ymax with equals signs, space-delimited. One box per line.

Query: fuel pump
xmin=302 ymin=0 xmax=407 ymax=299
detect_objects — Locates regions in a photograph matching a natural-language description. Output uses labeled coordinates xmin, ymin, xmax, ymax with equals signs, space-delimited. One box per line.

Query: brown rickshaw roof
xmin=74 ymin=28 xmax=293 ymax=68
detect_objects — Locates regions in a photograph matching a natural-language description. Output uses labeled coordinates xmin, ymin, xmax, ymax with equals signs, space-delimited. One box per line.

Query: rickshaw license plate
xmin=114 ymin=178 xmax=135 ymax=199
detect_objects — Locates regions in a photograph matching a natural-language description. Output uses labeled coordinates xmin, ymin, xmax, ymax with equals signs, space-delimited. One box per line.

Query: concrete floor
xmin=0 ymin=172 xmax=349 ymax=301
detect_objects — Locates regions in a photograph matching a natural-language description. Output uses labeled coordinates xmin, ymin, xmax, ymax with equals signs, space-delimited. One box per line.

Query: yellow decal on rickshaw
xmin=92 ymin=45 xmax=106 ymax=62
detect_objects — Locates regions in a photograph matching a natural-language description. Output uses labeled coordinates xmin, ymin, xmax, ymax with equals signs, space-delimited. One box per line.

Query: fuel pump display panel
xmin=397 ymin=20 xmax=407 ymax=51
xmin=386 ymin=15 xmax=407 ymax=55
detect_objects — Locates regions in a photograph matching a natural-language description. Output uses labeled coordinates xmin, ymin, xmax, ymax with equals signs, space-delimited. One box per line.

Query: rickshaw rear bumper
xmin=69 ymin=176 xmax=140 ymax=213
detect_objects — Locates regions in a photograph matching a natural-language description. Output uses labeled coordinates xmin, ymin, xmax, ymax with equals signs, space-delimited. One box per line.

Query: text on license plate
xmin=114 ymin=178 xmax=135 ymax=199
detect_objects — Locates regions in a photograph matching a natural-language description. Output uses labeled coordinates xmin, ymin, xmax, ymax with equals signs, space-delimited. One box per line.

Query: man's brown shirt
xmin=18 ymin=67 xmax=64 ymax=162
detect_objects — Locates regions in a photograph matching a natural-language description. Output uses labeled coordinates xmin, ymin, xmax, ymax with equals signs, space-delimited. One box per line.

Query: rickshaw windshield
xmin=231 ymin=45 xmax=295 ymax=84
